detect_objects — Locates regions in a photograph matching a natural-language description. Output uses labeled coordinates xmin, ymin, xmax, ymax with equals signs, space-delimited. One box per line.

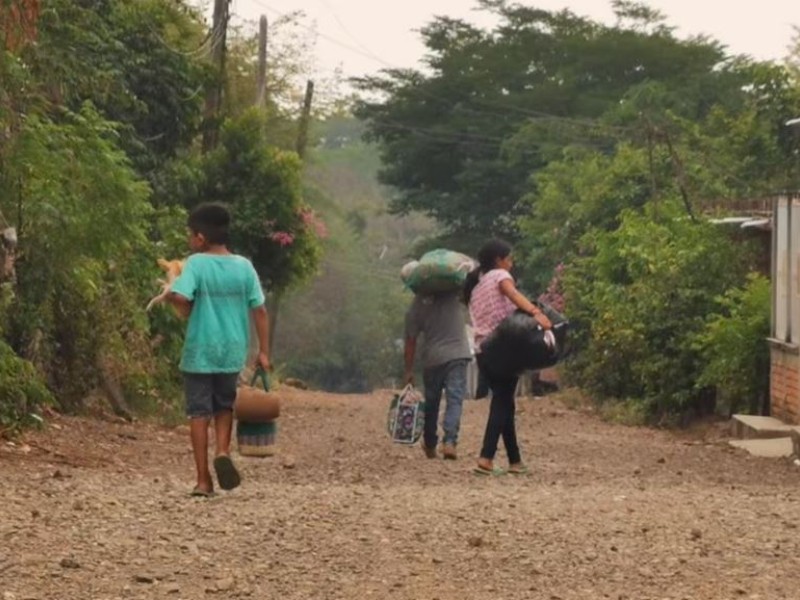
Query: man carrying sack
xmin=403 ymin=252 xmax=473 ymax=460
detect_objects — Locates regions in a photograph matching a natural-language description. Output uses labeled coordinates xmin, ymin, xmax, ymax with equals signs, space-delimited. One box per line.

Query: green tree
xmin=564 ymin=203 xmax=755 ymax=420
xmin=514 ymin=60 xmax=800 ymax=289
xmin=223 ymin=13 xmax=348 ymax=151
xmin=788 ymin=26 xmax=800 ymax=78
xmin=0 ymin=1 xmax=210 ymax=427
xmin=354 ymin=0 xmax=735 ymax=244
xmin=25 ymin=0 xmax=208 ymax=177
xmin=693 ymin=274 xmax=771 ymax=416
xmin=1 ymin=104 xmax=156 ymax=408
xmin=178 ymin=109 xmax=322 ymax=293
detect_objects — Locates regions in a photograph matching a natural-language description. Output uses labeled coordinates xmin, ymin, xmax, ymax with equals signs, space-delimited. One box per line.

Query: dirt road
xmin=2 ymin=389 xmax=799 ymax=600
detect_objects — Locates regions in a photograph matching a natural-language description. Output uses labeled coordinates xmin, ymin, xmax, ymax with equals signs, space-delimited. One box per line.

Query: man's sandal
xmin=473 ymin=465 xmax=506 ymax=477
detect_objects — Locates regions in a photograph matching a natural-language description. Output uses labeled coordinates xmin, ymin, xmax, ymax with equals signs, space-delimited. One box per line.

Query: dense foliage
xmin=0 ymin=0 xmax=325 ymax=432
xmin=358 ymin=0 xmax=800 ymax=420
xmin=3 ymin=0 xmax=799 ymax=427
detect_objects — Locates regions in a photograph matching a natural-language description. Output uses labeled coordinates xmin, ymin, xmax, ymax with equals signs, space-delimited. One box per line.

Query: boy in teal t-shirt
xmin=168 ymin=203 xmax=271 ymax=497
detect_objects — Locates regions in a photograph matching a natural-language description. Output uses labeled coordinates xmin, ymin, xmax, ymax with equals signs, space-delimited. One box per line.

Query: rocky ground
xmin=2 ymin=388 xmax=799 ymax=600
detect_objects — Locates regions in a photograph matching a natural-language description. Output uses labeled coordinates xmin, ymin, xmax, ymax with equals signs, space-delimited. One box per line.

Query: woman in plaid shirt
xmin=464 ymin=239 xmax=552 ymax=476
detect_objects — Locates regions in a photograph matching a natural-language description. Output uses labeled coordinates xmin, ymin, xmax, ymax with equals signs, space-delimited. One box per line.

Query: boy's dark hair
xmin=188 ymin=202 xmax=230 ymax=245
xmin=463 ymin=238 xmax=513 ymax=304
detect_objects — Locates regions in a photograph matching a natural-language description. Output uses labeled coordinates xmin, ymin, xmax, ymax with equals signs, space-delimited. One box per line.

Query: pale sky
xmin=225 ymin=0 xmax=800 ymax=81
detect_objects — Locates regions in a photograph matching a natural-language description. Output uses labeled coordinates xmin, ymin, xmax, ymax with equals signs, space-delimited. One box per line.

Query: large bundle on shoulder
xmin=480 ymin=303 xmax=569 ymax=379
xmin=401 ymin=249 xmax=476 ymax=295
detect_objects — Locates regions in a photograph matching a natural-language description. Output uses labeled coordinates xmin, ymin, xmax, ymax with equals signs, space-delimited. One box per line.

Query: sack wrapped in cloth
xmin=480 ymin=303 xmax=569 ymax=379
xmin=401 ymin=249 xmax=476 ymax=295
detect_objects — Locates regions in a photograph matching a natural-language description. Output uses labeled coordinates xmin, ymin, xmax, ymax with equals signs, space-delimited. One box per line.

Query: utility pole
xmin=255 ymin=15 xmax=268 ymax=108
xmin=202 ymin=0 xmax=231 ymax=153
xmin=787 ymin=118 xmax=800 ymax=192
xmin=661 ymin=129 xmax=696 ymax=222
xmin=295 ymin=80 xmax=315 ymax=159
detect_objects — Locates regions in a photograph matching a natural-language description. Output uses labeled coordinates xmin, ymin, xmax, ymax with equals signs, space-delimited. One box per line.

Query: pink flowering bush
xmin=195 ymin=109 xmax=323 ymax=292
xmin=270 ymin=231 xmax=295 ymax=247
xmin=299 ymin=208 xmax=329 ymax=239
xmin=262 ymin=208 xmax=327 ymax=249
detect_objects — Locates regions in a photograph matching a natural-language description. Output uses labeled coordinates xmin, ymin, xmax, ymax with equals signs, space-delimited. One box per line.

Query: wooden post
xmin=256 ymin=15 xmax=268 ymax=107
xmin=295 ymin=80 xmax=314 ymax=159
xmin=202 ymin=0 xmax=231 ymax=153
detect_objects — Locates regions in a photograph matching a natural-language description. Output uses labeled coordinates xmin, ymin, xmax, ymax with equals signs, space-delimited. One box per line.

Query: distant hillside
xmin=275 ymin=117 xmax=434 ymax=392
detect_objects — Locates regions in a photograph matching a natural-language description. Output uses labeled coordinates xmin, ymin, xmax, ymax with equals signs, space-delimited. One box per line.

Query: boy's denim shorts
xmin=183 ymin=373 xmax=239 ymax=418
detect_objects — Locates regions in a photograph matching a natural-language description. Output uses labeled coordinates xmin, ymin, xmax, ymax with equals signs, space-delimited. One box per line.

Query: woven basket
xmin=234 ymin=386 xmax=280 ymax=422
xmin=237 ymin=420 xmax=277 ymax=457
xmin=235 ymin=368 xmax=278 ymax=457
xmin=234 ymin=369 xmax=280 ymax=422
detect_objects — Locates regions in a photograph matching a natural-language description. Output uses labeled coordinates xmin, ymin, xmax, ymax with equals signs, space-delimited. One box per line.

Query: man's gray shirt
xmin=405 ymin=292 xmax=472 ymax=369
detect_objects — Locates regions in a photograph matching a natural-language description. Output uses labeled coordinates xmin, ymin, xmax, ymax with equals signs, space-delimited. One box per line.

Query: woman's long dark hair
xmin=463 ymin=239 xmax=513 ymax=304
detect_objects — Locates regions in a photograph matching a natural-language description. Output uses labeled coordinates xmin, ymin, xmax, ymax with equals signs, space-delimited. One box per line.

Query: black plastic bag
xmin=480 ymin=303 xmax=569 ymax=379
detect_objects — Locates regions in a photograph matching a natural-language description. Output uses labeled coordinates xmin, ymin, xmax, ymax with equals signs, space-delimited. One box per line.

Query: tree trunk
xmin=96 ymin=356 xmax=134 ymax=422
xmin=202 ymin=0 xmax=231 ymax=153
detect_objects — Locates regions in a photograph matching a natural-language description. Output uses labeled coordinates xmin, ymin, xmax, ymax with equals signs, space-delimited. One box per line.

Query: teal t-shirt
xmin=171 ymin=253 xmax=265 ymax=374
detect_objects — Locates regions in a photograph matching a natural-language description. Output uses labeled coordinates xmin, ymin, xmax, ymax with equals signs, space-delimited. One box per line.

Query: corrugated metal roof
xmin=708 ymin=216 xmax=772 ymax=231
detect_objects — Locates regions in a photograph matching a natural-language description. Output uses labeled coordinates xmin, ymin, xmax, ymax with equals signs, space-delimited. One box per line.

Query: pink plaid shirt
xmin=469 ymin=269 xmax=516 ymax=350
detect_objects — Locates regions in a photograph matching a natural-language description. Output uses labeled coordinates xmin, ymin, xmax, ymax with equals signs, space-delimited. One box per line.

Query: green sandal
xmin=508 ymin=465 xmax=529 ymax=475
xmin=473 ymin=465 xmax=506 ymax=477
xmin=190 ymin=486 xmax=216 ymax=498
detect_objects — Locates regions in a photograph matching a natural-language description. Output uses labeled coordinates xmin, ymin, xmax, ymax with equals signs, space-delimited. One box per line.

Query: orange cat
xmin=146 ymin=258 xmax=185 ymax=311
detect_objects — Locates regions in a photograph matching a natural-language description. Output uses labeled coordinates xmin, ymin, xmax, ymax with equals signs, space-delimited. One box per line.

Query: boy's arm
xmin=166 ymin=292 xmax=193 ymax=320
xmin=251 ymin=304 xmax=271 ymax=371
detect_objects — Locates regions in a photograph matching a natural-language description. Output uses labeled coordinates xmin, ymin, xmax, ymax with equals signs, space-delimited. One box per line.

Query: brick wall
xmin=770 ymin=346 xmax=800 ymax=423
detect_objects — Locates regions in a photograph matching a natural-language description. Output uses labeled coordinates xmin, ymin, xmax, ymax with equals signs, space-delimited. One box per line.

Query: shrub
xmin=693 ymin=273 xmax=770 ymax=416
xmin=0 ymin=341 xmax=53 ymax=436
xmin=563 ymin=203 xmax=754 ymax=420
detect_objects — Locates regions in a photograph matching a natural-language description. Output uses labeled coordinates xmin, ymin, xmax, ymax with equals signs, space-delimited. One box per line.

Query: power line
xmin=149 ymin=16 xmax=227 ymax=58
xmin=241 ymin=0 xmax=636 ymax=137
xmin=214 ymin=8 xmax=632 ymax=273
xmin=242 ymin=0 xmax=396 ymax=68
xmin=310 ymin=0 xmax=383 ymax=63
xmin=371 ymin=121 xmax=507 ymax=146
xmin=201 ymin=3 xmax=716 ymax=284
xmin=230 ymin=0 xmax=635 ymax=159
xmin=322 ymin=258 xmax=402 ymax=283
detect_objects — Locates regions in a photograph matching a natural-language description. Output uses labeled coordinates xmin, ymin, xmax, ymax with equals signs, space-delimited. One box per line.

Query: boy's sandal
xmin=190 ymin=486 xmax=216 ymax=498
xmin=473 ymin=465 xmax=506 ymax=477
xmin=213 ymin=455 xmax=242 ymax=491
